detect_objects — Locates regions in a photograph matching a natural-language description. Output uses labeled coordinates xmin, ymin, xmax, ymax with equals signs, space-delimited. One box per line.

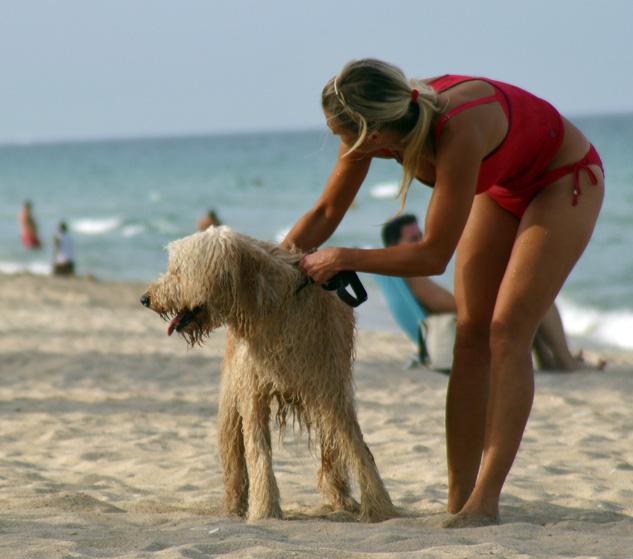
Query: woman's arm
xmin=301 ymin=116 xmax=488 ymax=281
xmin=283 ymin=143 xmax=371 ymax=251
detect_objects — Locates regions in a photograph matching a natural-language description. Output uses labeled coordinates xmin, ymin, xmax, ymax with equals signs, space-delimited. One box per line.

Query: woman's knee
xmin=489 ymin=315 xmax=535 ymax=360
xmin=454 ymin=319 xmax=491 ymax=361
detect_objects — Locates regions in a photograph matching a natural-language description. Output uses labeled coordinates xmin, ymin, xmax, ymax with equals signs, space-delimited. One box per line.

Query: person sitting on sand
xmin=381 ymin=214 xmax=456 ymax=315
xmin=52 ymin=221 xmax=75 ymax=276
xmin=19 ymin=200 xmax=42 ymax=250
xmin=197 ymin=209 xmax=222 ymax=232
xmin=284 ymin=59 xmax=605 ymax=526
xmin=382 ymin=214 xmax=604 ymax=372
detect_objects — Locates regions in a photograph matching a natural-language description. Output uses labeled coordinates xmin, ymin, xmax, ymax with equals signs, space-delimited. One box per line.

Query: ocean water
xmin=1 ymin=114 xmax=632 ymax=349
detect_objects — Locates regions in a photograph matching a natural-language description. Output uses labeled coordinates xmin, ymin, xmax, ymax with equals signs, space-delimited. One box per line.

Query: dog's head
xmin=141 ymin=226 xmax=303 ymax=345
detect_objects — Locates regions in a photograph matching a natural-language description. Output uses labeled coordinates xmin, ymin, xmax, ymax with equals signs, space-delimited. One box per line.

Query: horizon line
xmin=1 ymin=109 xmax=632 ymax=149
xmin=0 ymin=124 xmax=328 ymax=149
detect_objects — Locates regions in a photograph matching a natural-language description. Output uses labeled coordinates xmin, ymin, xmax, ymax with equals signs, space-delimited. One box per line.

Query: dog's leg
xmin=242 ymin=392 xmax=282 ymax=521
xmin=335 ymin=410 xmax=396 ymax=522
xmin=218 ymin=388 xmax=249 ymax=517
xmin=317 ymin=429 xmax=359 ymax=514
xmin=218 ymin=336 xmax=249 ymax=517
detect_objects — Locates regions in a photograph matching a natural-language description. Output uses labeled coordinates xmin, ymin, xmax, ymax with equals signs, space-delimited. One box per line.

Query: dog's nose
xmin=140 ymin=293 xmax=151 ymax=307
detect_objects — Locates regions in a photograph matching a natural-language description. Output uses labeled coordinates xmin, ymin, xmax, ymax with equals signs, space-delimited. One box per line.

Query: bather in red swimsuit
xmin=385 ymin=75 xmax=604 ymax=218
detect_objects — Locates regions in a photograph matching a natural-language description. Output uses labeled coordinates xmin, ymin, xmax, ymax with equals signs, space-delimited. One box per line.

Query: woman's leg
xmin=451 ymin=168 xmax=604 ymax=525
xmin=447 ymin=194 xmax=519 ymax=513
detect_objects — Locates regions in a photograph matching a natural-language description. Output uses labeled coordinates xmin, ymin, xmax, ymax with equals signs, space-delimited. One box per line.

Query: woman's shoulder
xmin=422 ymin=75 xmax=448 ymax=84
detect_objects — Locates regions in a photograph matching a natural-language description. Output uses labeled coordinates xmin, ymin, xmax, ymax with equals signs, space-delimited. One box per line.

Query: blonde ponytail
xmin=398 ymin=78 xmax=441 ymax=210
xmin=322 ymin=59 xmax=441 ymax=209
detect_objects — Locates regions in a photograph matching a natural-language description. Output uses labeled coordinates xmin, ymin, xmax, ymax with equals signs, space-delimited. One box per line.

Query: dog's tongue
xmin=167 ymin=311 xmax=187 ymax=336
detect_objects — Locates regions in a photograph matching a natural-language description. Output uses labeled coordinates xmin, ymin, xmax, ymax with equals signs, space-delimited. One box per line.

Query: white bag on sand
xmin=420 ymin=313 xmax=457 ymax=372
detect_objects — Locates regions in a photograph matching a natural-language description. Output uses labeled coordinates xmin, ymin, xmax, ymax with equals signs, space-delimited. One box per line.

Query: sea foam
xmin=275 ymin=226 xmax=291 ymax=244
xmin=0 ymin=260 xmax=50 ymax=275
xmin=72 ymin=217 xmax=122 ymax=235
xmin=369 ymin=181 xmax=399 ymax=199
xmin=559 ymin=297 xmax=633 ymax=349
xmin=121 ymin=224 xmax=146 ymax=238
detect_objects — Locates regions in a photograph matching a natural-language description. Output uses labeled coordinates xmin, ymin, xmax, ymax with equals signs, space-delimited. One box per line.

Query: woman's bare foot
xmin=442 ymin=511 xmax=500 ymax=528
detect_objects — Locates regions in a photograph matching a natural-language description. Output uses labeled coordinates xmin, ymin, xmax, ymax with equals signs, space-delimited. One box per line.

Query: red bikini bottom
xmin=485 ymin=144 xmax=604 ymax=218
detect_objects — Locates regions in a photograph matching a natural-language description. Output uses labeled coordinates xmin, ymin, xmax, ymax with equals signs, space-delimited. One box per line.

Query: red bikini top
xmin=383 ymin=74 xmax=564 ymax=193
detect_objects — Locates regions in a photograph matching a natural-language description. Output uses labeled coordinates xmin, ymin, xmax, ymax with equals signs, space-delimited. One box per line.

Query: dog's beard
xmin=165 ymin=306 xmax=203 ymax=335
xmin=179 ymin=323 xmax=208 ymax=347
xmin=160 ymin=306 xmax=210 ymax=346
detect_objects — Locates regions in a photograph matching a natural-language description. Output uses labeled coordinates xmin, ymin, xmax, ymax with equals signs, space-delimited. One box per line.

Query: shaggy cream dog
xmin=141 ymin=226 xmax=395 ymax=522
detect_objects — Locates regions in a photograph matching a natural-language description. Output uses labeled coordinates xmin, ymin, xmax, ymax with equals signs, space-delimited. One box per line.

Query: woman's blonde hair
xmin=322 ymin=58 xmax=441 ymax=209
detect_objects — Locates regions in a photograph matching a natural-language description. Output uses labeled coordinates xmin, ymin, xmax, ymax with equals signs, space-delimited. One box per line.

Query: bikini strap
xmin=435 ymin=94 xmax=502 ymax=141
xmin=546 ymin=149 xmax=601 ymax=206
xmin=530 ymin=145 xmax=603 ymax=207
xmin=571 ymin=163 xmax=598 ymax=206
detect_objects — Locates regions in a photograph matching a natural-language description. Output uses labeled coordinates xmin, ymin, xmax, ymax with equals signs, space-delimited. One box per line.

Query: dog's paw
xmin=335 ymin=495 xmax=360 ymax=514
xmin=246 ymin=502 xmax=283 ymax=522
xmin=224 ymin=505 xmax=247 ymax=519
xmin=360 ymin=502 xmax=398 ymax=523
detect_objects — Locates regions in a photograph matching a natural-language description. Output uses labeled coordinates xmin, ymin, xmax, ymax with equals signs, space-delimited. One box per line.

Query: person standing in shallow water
xmin=19 ymin=200 xmax=42 ymax=250
xmin=283 ymin=59 xmax=605 ymax=526
xmin=52 ymin=221 xmax=75 ymax=276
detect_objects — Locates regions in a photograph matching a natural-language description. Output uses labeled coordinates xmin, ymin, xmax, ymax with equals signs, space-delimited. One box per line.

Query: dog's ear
xmin=236 ymin=256 xmax=271 ymax=309
xmin=230 ymin=244 xmax=285 ymax=338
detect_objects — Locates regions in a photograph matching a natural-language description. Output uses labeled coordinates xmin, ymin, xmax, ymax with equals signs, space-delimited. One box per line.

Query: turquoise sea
xmin=1 ymin=114 xmax=632 ymax=349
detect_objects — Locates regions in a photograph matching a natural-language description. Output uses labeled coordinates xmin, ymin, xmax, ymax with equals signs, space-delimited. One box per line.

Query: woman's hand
xmin=300 ymin=247 xmax=345 ymax=284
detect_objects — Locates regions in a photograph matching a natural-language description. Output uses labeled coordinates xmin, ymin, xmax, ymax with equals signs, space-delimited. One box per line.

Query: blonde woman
xmin=283 ymin=59 xmax=604 ymax=526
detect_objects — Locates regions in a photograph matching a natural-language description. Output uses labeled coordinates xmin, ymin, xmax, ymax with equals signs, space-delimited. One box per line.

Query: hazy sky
xmin=1 ymin=0 xmax=631 ymax=143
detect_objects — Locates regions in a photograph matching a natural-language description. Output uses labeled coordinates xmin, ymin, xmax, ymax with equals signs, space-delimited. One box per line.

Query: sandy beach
xmin=1 ymin=273 xmax=632 ymax=558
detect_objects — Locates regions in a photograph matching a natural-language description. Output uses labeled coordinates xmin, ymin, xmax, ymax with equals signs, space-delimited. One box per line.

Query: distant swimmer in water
xmin=19 ymin=200 xmax=42 ymax=250
xmin=197 ymin=209 xmax=222 ymax=231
